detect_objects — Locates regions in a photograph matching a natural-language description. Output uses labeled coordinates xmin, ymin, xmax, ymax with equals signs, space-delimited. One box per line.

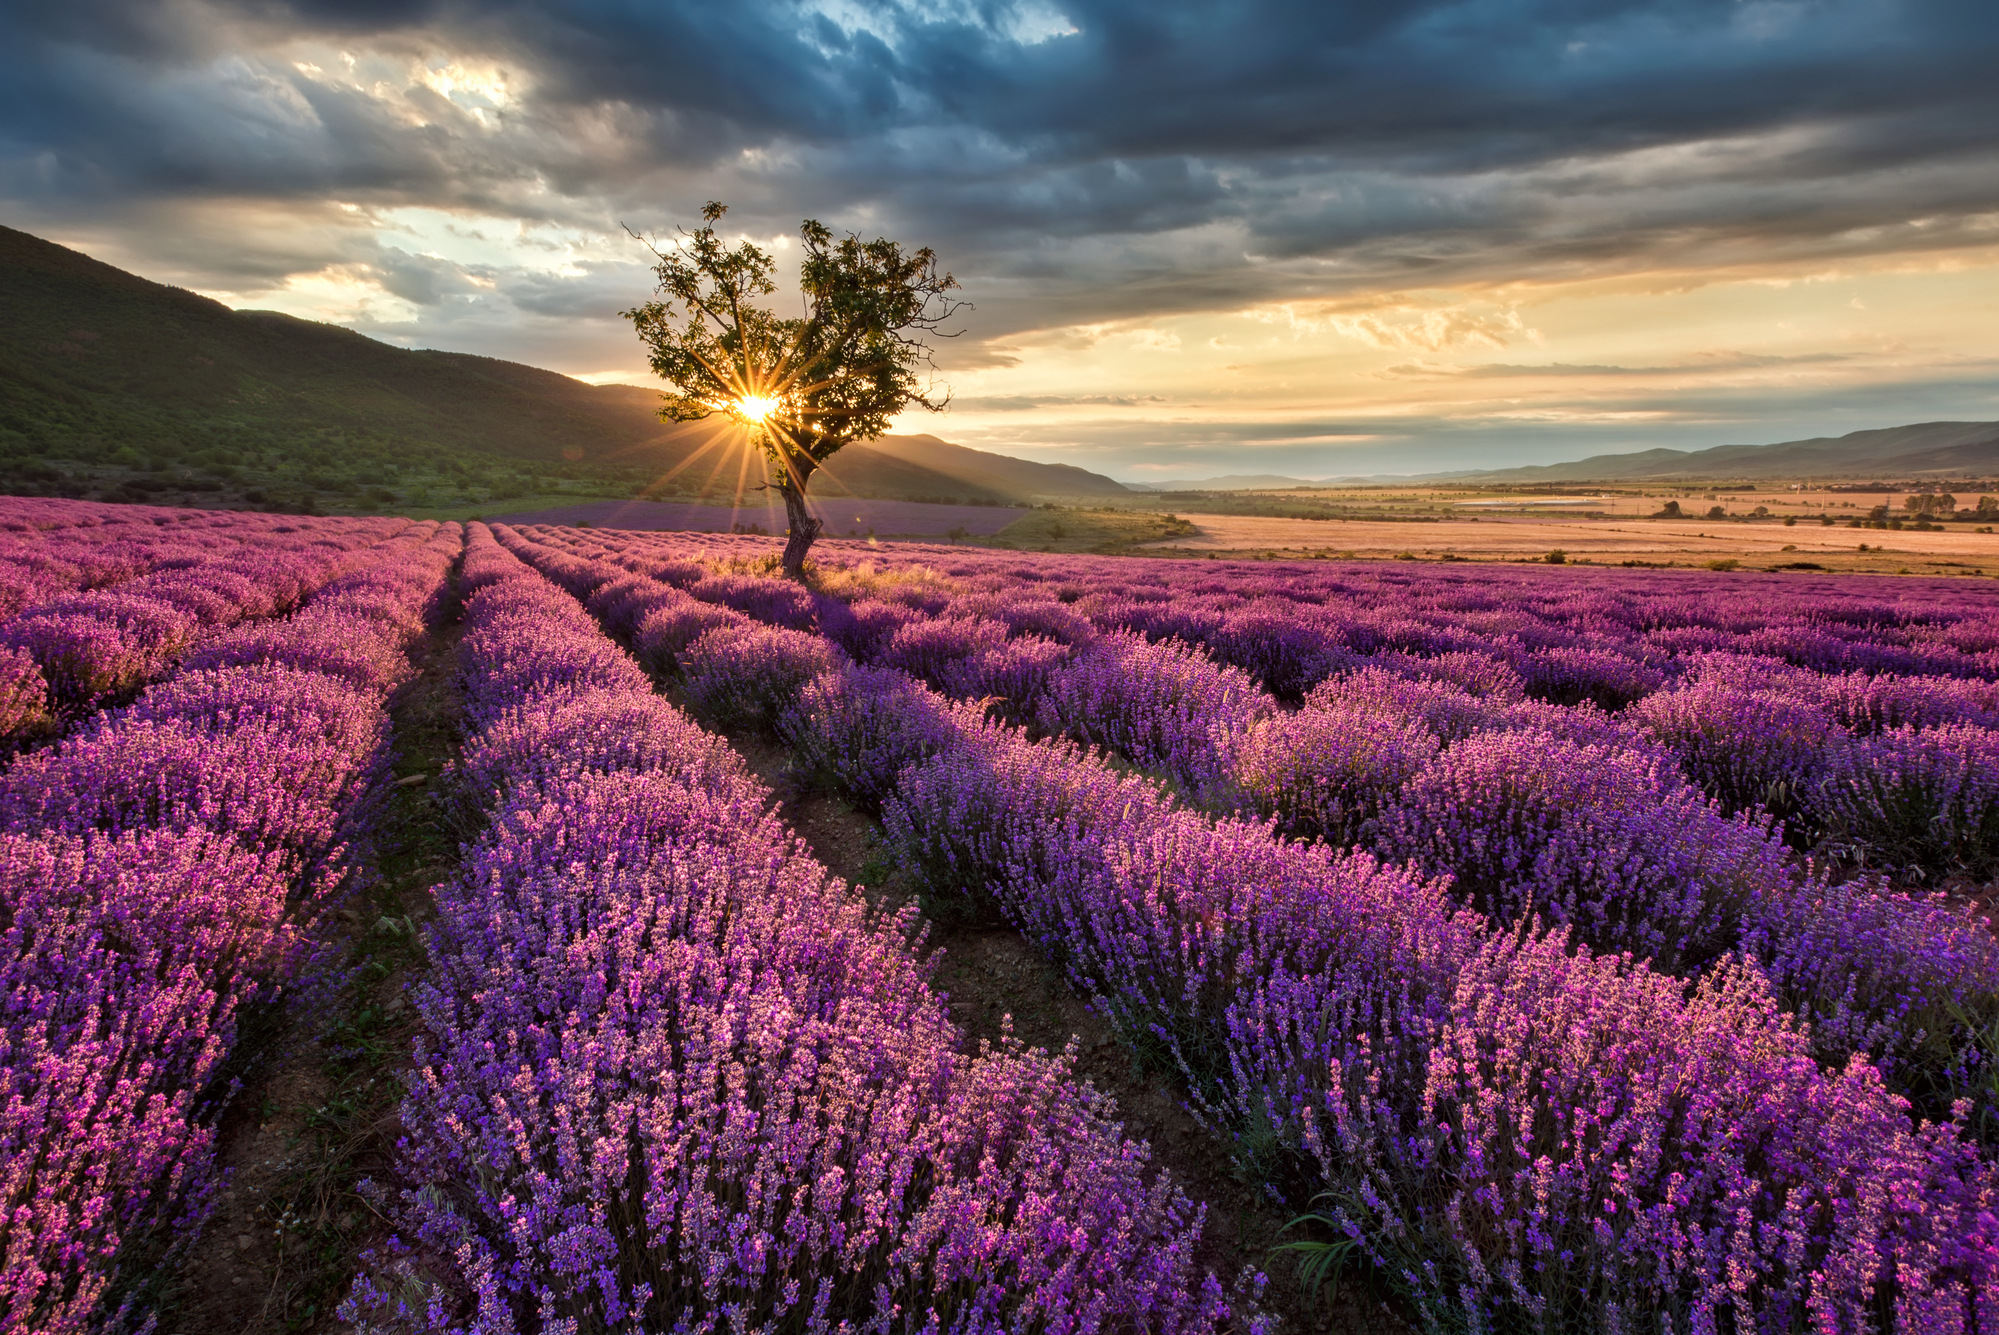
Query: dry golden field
xmin=1135 ymin=484 xmax=1999 ymax=576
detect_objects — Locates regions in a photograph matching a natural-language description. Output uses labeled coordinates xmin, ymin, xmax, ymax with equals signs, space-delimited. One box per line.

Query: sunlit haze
xmin=734 ymin=395 xmax=780 ymax=424
xmin=6 ymin=1 xmax=1994 ymax=479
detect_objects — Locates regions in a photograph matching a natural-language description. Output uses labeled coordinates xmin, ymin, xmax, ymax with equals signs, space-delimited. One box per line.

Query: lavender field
xmin=4 ymin=496 xmax=1998 ymax=1333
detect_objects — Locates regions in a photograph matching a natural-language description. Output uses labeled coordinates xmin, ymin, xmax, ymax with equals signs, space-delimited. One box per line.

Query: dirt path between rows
xmin=162 ymin=600 xmax=467 ymax=1334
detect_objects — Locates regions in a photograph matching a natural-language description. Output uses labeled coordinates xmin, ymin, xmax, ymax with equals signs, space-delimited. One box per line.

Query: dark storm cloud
xmin=505 ymin=264 xmax=649 ymax=320
xmin=3 ymin=0 xmax=1998 ymax=347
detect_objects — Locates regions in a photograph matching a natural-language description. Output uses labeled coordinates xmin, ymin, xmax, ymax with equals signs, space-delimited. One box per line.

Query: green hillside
xmin=0 ymin=224 xmax=1127 ymax=513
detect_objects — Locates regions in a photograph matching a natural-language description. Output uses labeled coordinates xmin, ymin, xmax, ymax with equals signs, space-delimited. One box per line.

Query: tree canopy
xmin=624 ymin=202 xmax=963 ymax=575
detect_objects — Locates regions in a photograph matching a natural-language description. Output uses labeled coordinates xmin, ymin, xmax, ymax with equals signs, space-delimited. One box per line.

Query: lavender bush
xmin=0 ymin=515 xmax=460 ymax=1332
xmin=775 ymin=665 xmax=960 ymax=809
xmin=678 ymin=621 xmax=849 ymax=732
xmin=1375 ymin=729 xmax=1791 ymax=974
xmin=1630 ymin=678 xmax=1849 ymax=832
xmin=465 ymin=521 xmax=1999 ymax=1333
xmin=1235 ymin=696 xmax=1440 ymax=846
xmin=0 ymin=827 xmax=295 ymax=1334
xmin=1820 ymin=723 xmax=1999 ymax=880
xmin=348 ymin=529 xmax=1260 ymax=1333
xmin=1273 ymin=930 xmax=1998 ymax=1334
xmin=1035 ymin=630 xmax=1275 ymax=798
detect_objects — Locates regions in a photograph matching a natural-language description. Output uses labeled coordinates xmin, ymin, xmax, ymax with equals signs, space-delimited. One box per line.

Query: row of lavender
xmin=491 ymin=524 xmax=1999 ymax=1333
xmin=343 ymin=523 xmax=1261 ymax=1333
xmin=0 ymin=520 xmax=460 ymax=1332
xmin=518 ymin=525 xmax=1999 ymax=1104
xmin=0 ymin=501 xmax=427 ymax=744
xmin=0 ymin=496 xmax=341 ymax=610
xmin=0 ymin=507 xmax=247 ymax=618
xmin=534 ymin=527 xmax=1999 ymax=877
xmin=0 ymin=497 xmax=217 ymax=538
xmin=515 ymin=524 xmax=1999 ymax=1127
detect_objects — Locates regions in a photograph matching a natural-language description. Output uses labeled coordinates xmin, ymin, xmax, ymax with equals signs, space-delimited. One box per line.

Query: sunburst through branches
xmin=623 ymin=201 xmax=965 ymax=577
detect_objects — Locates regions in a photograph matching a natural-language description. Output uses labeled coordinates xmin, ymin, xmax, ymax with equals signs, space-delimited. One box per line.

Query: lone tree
xmin=625 ymin=202 xmax=963 ymax=577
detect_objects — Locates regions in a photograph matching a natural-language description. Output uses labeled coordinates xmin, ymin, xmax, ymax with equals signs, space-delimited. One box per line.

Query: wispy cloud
xmin=959 ymin=392 xmax=1169 ymax=410
xmin=1383 ymin=351 xmax=1854 ymax=378
xmin=1254 ymin=300 xmax=1535 ymax=351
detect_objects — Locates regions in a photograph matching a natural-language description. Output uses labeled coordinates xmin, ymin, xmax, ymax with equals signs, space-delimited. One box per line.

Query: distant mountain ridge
xmin=1124 ymin=473 xmax=1324 ymax=491
xmin=1449 ymin=421 xmax=1999 ymax=484
xmin=0 ymin=223 xmax=1130 ymax=504
xmin=832 ymin=433 xmax=1131 ymax=500
xmin=1124 ymin=422 xmax=1999 ymax=491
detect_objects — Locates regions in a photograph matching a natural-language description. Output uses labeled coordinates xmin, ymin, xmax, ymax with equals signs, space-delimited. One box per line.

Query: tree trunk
xmin=777 ymin=467 xmax=823 ymax=579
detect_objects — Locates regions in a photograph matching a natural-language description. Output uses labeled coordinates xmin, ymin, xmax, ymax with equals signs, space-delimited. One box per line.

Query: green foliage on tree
xmin=624 ymin=202 xmax=964 ymax=576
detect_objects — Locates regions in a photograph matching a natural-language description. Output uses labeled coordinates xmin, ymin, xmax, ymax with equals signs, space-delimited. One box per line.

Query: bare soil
xmin=161 ymin=605 xmax=467 ymax=1334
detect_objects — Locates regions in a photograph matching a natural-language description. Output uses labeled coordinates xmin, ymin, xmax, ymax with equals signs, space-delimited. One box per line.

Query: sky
xmin=3 ymin=0 xmax=1997 ymax=481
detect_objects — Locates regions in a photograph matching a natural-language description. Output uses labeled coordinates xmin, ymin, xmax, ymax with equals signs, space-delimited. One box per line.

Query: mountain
xmin=1124 ymin=473 xmax=1324 ymax=491
xmin=1129 ymin=469 xmax=1495 ymax=490
xmin=1449 ymin=422 xmax=1999 ymax=484
xmin=0 ymin=224 xmax=671 ymax=460
xmin=811 ymin=433 xmax=1130 ymax=500
xmin=1124 ymin=424 xmax=1999 ymax=494
xmin=0 ymin=224 xmax=1128 ymax=506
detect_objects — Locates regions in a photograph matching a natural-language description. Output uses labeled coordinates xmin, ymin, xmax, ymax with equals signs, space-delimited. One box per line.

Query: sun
xmin=735 ymin=394 xmax=780 ymax=423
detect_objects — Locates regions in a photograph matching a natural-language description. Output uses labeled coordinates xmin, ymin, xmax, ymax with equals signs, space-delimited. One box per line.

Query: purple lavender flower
xmin=686 ymin=570 xmax=821 ymax=629
xmin=0 ymin=645 xmax=52 ymax=742
xmin=816 ymin=595 xmax=921 ymax=659
xmin=0 ymin=827 xmax=298 ymax=1334
xmin=936 ymin=634 xmax=1070 ymax=724
xmin=1305 ymin=665 xmax=1503 ymax=742
xmin=1514 ymin=642 xmax=1668 ymax=710
xmin=1035 ymin=630 xmax=1274 ymax=797
xmin=1821 ymin=723 xmax=1999 ymax=879
xmin=347 ymin=534 xmax=1260 ymax=1334
xmin=1276 ymin=930 xmax=1998 ymax=1333
xmin=0 ymin=513 xmax=459 ymax=1332
xmin=1376 ymin=728 xmax=1796 ymax=973
xmin=1235 ymin=698 xmax=1440 ymax=846
xmin=435 ymin=517 xmax=1999 ymax=1335
xmin=775 ymin=665 xmax=960 ymax=809
xmin=678 ymin=622 xmax=848 ymax=732
xmin=877 ymin=613 xmax=1009 ymax=688
xmin=1630 ymin=678 xmax=1849 ymax=831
